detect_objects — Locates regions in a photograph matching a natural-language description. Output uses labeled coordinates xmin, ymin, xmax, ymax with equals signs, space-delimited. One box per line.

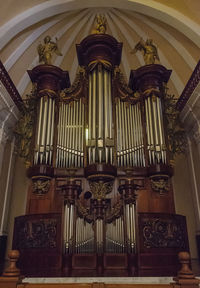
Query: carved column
xmin=119 ymin=179 xmax=137 ymax=253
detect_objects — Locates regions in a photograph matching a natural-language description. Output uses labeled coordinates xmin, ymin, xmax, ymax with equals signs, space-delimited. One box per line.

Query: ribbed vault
xmin=0 ymin=0 xmax=199 ymax=99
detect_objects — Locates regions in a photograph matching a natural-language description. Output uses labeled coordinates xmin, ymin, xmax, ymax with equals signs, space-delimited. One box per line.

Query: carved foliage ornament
xmin=163 ymin=88 xmax=187 ymax=157
xmin=60 ymin=66 xmax=87 ymax=102
xmin=76 ymin=200 xmax=93 ymax=223
xmin=15 ymin=85 xmax=37 ymax=167
xmin=89 ymin=181 xmax=113 ymax=200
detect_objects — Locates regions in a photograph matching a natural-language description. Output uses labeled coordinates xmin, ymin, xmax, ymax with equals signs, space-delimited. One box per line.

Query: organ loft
xmin=13 ymin=15 xmax=189 ymax=277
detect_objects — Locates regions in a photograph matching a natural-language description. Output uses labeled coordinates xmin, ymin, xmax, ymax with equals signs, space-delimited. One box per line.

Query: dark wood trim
xmin=0 ymin=235 xmax=7 ymax=275
xmin=176 ymin=60 xmax=200 ymax=111
xmin=0 ymin=60 xmax=23 ymax=110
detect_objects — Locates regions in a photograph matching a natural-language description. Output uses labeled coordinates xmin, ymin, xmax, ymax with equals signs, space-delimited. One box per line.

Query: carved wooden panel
xmin=138 ymin=213 xmax=189 ymax=252
xmin=12 ymin=213 xmax=62 ymax=276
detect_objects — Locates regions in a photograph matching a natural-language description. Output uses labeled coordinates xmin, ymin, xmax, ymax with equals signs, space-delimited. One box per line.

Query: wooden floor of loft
xmin=17 ymin=283 xmax=174 ymax=288
xmin=0 ymin=252 xmax=200 ymax=288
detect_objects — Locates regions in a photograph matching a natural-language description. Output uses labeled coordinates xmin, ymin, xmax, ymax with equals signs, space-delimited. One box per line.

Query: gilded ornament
xmin=131 ymin=38 xmax=159 ymax=65
xmin=106 ymin=198 xmax=123 ymax=223
xmin=60 ymin=66 xmax=86 ymax=102
xmin=76 ymin=200 xmax=93 ymax=222
xmin=89 ymin=181 xmax=113 ymax=200
xmin=15 ymin=87 xmax=37 ymax=167
xmin=32 ymin=176 xmax=51 ymax=195
xmin=113 ymin=67 xmax=140 ymax=103
xmin=91 ymin=14 xmax=106 ymax=34
xmin=150 ymin=175 xmax=169 ymax=195
xmin=37 ymin=35 xmax=62 ymax=65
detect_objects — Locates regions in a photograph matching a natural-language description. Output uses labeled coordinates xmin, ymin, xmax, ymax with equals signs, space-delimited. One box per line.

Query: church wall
xmin=0 ymin=141 xmax=11 ymax=227
xmin=173 ymin=153 xmax=198 ymax=259
xmin=5 ymin=156 xmax=29 ymax=257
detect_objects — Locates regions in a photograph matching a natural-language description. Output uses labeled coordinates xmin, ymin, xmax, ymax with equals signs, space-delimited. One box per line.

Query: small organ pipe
xmin=98 ymin=65 xmax=103 ymax=140
xmin=45 ymin=97 xmax=51 ymax=164
xmin=135 ymin=103 xmax=140 ymax=166
xmin=108 ymin=71 xmax=112 ymax=139
xmin=104 ymin=69 xmax=108 ymax=140
xmin=35 ymin=97 xmax=43 ymax=164
xmin=147 ymin=97 xmax=155 ymax=164
xmin=127 ymin=104 xmax=132 ymax=166
xmin=156 ymin=96 xmax=166 ymax=163
xmin=49 ymin=99 xmax=55 ymax=164
xmin=92 ymin=70 xmax=96 ymax=140
xmin=152 ymin=96 xmax=160 ymax=163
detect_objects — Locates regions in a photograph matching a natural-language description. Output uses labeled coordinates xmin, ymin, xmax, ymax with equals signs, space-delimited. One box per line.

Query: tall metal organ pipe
xmin=34 ymin=96 xmax=55 ymax=165
xmin=87 ymin=65 xmax=114 ymax=165
xmin=116 ymin=99 xmax=145 ymax=167
xmin=56 ymin=99 xmax=84 ymax=168
xmin=145 ymin=95 xmax=166 ymax=165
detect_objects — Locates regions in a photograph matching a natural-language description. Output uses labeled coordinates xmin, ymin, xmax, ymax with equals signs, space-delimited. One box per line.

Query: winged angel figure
xmin=131 ymin=38 xmax=159 ymax=65
xmin=37 ymin=35 xmax=62 ymax=65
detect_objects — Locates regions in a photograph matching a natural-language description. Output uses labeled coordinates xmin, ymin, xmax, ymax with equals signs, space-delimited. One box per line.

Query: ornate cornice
xmin=0 ymin=61 xmax=23 ymax=111
xmin=177 ymin=60 xmax=200 ymax=111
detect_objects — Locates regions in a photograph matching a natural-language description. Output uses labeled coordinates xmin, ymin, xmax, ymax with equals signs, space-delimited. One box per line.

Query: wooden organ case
xmin=13 ymin=33 xmax=189 ymax=277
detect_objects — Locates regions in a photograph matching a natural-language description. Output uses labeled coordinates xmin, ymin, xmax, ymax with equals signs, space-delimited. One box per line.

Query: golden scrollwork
xmin=88 ymin=60 xmax=111 ymax=72
xmin=76 ymin=200 xmax=93 ymax=223
xmin=37 ymin=35 xmax=62 ymax=65
xmin=89 ymin=181 xmax=113 ymax=200
xmin=60 ymin=66 xmax=87 ymax=102
xmin=131 ymin=38 xmax=159 ymax=65
xmin=15 ymin=86 xmax=37 ymax=167
xmin=32 ymin=176 xmax=51 ymax=195
xmin=91 ymin=14 xmax=106 ymax=34
xmin=106 ymin=198 xmax=123 ymax=223
xmin=150 ymin=174 xmax=169 ymax=195
xmin=113 ymin=67 xmax=140 ymax=103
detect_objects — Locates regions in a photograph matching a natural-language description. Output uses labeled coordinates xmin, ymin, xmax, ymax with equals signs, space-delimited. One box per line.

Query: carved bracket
xmin=150 ymin=174 xmax=169 ymax=195
xmin=32 ymin=175 xmax=51 ymax=195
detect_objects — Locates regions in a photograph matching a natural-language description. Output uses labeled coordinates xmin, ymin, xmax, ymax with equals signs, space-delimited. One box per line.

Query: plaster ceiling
xmin=0 ymin=0 xmax=199 ymax=99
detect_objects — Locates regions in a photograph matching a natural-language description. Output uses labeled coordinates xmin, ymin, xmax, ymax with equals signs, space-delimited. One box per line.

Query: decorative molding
xmin=0 ymin=61 xmax=23 ymax=110
xmin=177 ymin=60 xmax=200 ymax=111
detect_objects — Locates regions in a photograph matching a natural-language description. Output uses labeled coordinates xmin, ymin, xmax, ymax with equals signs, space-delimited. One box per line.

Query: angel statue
xmin=37 ymin=35 xmax=62 ymax=65
xmin=91 ymin=14 xmax=106 ymax=34
xmin=131 ymin=38 xmax=159 ymax=65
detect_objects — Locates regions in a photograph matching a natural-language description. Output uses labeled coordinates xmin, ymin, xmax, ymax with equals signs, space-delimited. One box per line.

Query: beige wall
xmin=173 ymin=152 xmax=198 ymax=259
xmin=5 ymin=156 xmax=29 ymax=256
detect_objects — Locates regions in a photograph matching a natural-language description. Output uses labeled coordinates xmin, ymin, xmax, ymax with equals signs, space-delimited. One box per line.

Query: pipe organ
xmin=13 ymin=32 xmax=189 ymax=277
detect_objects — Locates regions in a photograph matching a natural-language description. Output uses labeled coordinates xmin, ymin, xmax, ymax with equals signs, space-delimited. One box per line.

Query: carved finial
xmin=91 ymin=15 xmax=106 ymax=34
xmin=37 ymin=35 xmax=62 ymax=65
xmin=131 ymin=38 xmax=159 ymax=65
xmin=177 ymin=251 xmax=194 ymax=279
xmin=2 ymin=250 xmax=20 ymax=277
xmin=172 ymin=251 xmax=200 ymax=288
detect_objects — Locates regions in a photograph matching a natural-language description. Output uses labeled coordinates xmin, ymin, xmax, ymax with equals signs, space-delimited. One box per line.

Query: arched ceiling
xmin=0 ymin=0 xmax=199 ymax=99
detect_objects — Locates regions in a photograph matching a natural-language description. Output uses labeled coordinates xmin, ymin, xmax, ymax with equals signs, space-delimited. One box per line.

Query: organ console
xmin=12 ymin=22 xmax=189 ymax=277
